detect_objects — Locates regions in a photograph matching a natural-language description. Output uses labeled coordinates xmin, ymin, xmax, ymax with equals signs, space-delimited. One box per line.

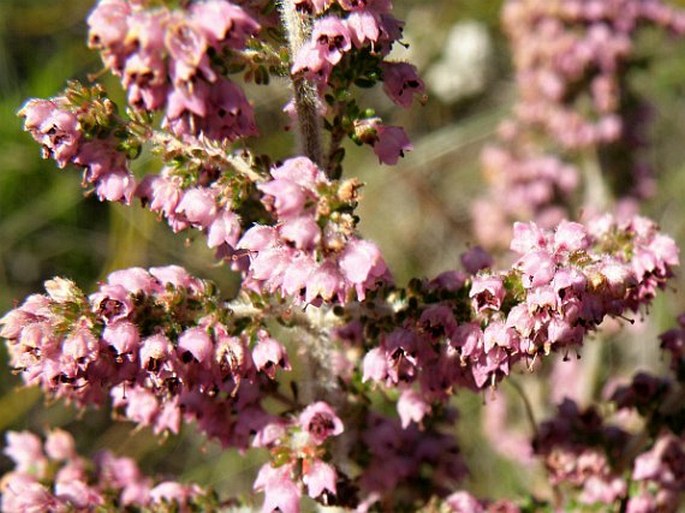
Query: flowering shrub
xmin=2 ymin=0 xmax=685 ymax=512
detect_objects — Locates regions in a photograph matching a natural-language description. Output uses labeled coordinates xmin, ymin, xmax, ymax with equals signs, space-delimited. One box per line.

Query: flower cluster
xmin=502 ymin=0 xmax=685 ymax=150
xmin=521 ymin=309 xmax=685 ymax=513
xmin=87 ymin=0 xmax=260 ymax=140
xmin=356 ymin=412 xmax=467 ymax=506
xmin=628 ymin=433 xmax=685 ymax=512
xmin=474 ymin=0 xmax=685 ymax=247
xmin=289 ymin=0 xmax=425 ymax=166
xmin=135 ymin=158 xmax=247 ymax=258
xmin=444 ymin=316 xmax=685 ymax=513
xmin=6 ymin=0 xmax=685 ymax=511
xmin=530 ymin=384 xmax=685 ymax=511
xmin=19 ymin=89 xmax=258 ymax=256
xmin=0 ymin=266 xmax=292 ymax=446
xmin=533 ymin=399 xmax=629 ymax=507
xmin=353 ymin=215 xmax=678 ymax=418
xmin=1 ymin=429 xmax=211 ymax=512
xmin=239 ymin=156 xmax=390 ymax=304
xmin=19 ymin=87 xmax=136 ymax=203
xmin=254 ymin=401 xmax=345 ymax=512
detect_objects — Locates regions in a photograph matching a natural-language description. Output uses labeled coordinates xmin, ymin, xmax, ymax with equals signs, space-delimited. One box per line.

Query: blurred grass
xmin=2 ymin=0 xmax=685 ymax=504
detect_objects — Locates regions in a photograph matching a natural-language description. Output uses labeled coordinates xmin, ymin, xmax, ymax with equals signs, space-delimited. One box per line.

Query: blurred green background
xmin=3 ymin=0 xmax=685 ymax=505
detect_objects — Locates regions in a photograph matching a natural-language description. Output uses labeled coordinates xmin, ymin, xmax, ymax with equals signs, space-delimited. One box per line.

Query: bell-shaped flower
xmin=298 ymin=401 xmax=344 ymax=445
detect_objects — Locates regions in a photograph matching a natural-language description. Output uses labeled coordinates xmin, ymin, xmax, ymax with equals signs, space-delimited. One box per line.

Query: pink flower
xmin=272 ymin=157 xmax=324 ymax=189
xmin=87 ymin=0 xmax=131 ymax=50
xmin=45 ymin=429 xmax=76 ymax=461
xmin=4 ymin=431 xmax=47 ymax=476
xmin=294 ymin=0 xmax=334 ymax=15
xmin=252 ymin=331 xmax=291 ymax=378
xmin=338 ymin=0 xmax=386 ymax=11
xmin=19 ymin=99 xmax=81 ymax=168
xmin=165 ymin=16 xmax=213 ymax=84
xmin=281 ymin=254 xmax=316 ymax=296
xmin=176 ymin=187 xmax=217 ymax=228
xmin=155 ymin=398 xmax=182 ymax=435
xmin=373 ymin=124 xmax=413 ymax=165
xmin=554 ymin=220 xmax=589 ymax=253
xmin=62 ymin=328 xmax=98 ymax=362
xmin=346 ymin=10 xmax=381 ymax=47
xmin=397 ymin=389 xmax=431 ymax=428
xmin=339 ymin=239 xmax=388 ymax=286
xmin=280 ymin=216 xmax=321 ymax=250
xmin=95 ymin=451 xmax=142 ymax=488
xmin=140 ymin=174 xmax=182 ymax=219
xmin=311 ymin=17 xmax=352 ymax=65
xmin=580 ymin=475 xmax=626 ymax=505
xmin=258 ymin=179 xmax=309 ymax=218
xmin=149 ymin=265 xmax=199 ymax=290
xmin=125 ymin=10 xmax=167 ymax=54
xmin=120 ymin=480 xmax=152 ymax=507
xmin=103 ymin=320 xmax=140 ymax=357
xmin=632 ymin=434 xmax=685 ymax=486
xmin=167 ymin=80 xmax=210 ymax=119
xmin=429 ymin=270 xmax=467 ymax=292
xmin=362 ymin=347 xmax=389 ymax=383
xmin=381 ymin=61 xmax=425 ymax=108
xmin=150 ymin=481 xmax=202 ymax=508
xmin=238 ymin=225 xmax=279 ymax=251
xmin=305 ymin=262 xmax=344 ymax=304
xmin=445 ymin=491 xmax=485 ymax=513
xmin=483 ymin=321 xmax=519 ymax=353
xmin=517 ymin=249 xmax=556 ymax=288
xmin=510 ymin=221 xmax=547 ymax=254
xmin=207 ymin=210 xmax=242 ymax=249
xmin=460 ymin=246 xmax=493 ymax=273
xmin=178 ymin=327 xmax=214 ymax=365
xmin=254 ymin=462 xmax=301 ymax=513
xmin=115 ymin=386 xmax=159 ymax=427
xmin=292 ymin=40 xmax=332 ymax=80
xmin=205 ymin=77 xmax=258 ymax=140
xmin=54 ymin=480 xmax=104 ymax=509
xmin=139 ymin=335 xmax=174 ymax=371
xmin=302 ymin=459 xmax=337 ymax=499
xmin=107 ymin=267 xmax=160 ymax=294
xmin=95 ymin=170 xmax=136 ymax=203
xmin=626 ymin=494 xmax=656 ymax=513
xmin=298 ymin=401 xmax=344 ymax=445
xmin=249 ymin=246 xmax=292 ymax=285
xmin=189 ymin=0 xmax=260 ymax=48
xmin=470 ymin=275 xmax=506 ymax=312
xmin=0 ymin=473 xmax=60 ymax=513
xmin=453 ymin=322 xmax=484 ymax=360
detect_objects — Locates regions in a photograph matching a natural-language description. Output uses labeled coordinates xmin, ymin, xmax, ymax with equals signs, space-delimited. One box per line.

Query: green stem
xmin=506 ymin=377 xmax=539 ymax=439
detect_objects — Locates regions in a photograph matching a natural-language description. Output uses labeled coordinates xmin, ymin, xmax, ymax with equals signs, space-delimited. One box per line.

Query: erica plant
xmin=2 ymin=0 xmax=685 ymax=512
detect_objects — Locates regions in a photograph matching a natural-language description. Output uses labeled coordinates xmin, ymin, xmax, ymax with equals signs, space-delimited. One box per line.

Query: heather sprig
xmin=4 ymin=0 xmax=685 ymax=512
xmin=473 ymin=0 xmax=685 ymax=248
xmin=1 ymin=429 xmax=217 ymax=512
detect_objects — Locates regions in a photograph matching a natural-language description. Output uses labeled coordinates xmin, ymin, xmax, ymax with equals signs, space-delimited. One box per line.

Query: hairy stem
xmin=227 ymin=294 xmax=343 ymax=403
xmin=278 ymin=0 xmax=325 ymax=168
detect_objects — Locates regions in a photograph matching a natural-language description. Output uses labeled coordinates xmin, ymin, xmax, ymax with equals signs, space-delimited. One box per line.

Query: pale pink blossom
xmin=254 ymin=462 xmax=301 ymax=513
xmin=397 ymin=389 xmax=431 ymax=428
xmin=302 ymin=459 xmax=337 ymax=499
xmin=298 ymin=401 xmax=344 ymax=445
